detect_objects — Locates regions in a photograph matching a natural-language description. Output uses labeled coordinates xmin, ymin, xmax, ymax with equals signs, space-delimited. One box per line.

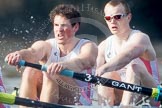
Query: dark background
xmin=0 ymin=0 xmax=162 ymax=45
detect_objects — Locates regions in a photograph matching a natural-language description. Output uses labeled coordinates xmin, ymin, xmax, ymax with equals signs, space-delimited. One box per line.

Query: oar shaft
xmin=72 ymin=71 xmax=153 ymax=96
xmin=18 ymin=60 xmax=160 ymax=100
xmin=0 ymin=92 xmax=71 ymax=108
xmin=15 ymin=97 xmax=69 ymax=108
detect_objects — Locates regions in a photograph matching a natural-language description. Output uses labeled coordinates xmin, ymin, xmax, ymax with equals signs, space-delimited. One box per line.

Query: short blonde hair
xmin=105 ymin=0 xmax=131 ymax=14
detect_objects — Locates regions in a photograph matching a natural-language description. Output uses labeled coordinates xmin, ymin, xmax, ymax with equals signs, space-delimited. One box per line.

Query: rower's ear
xmin=73 ymin=23 xmax=79 ymax=33
xmin=127 ymin=13 xmax=132 ymax=20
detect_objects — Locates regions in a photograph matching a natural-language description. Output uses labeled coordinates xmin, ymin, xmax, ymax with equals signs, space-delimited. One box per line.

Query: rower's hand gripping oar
xmin=8 ymin=60 xmax=162 ymax=103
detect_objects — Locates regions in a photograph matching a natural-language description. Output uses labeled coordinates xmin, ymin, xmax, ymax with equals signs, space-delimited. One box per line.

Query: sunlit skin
xmin=96 ymin=2 xmax=159 ymax=106
xmin=104 ymin=3 xmax=132 ymax=38
xmin=47 ymin=15 xmax=80 ymax=76
xmin=5 ymin=13 xmax=98 ymax=106
xmin=54 ymin=15 xmax=76 ymax=45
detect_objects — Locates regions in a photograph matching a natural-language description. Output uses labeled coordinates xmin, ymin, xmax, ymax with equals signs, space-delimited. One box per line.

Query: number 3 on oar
xmin=10 ymin=60 xmax=162 ymax=102
xmin=85 ymin=74 xmax=92 ymax=81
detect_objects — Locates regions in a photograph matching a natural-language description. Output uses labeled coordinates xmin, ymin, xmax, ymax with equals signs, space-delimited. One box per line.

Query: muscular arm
xmin=21 ymin=41 xmax=51 ymax=62
xmin=96 ymin=40 xmax=106 ymax=68
xmin=61 ymin=42 xmax=98 ymax=72
xmin=98 ymin=33 xmax=154 ymax=75
xmin=6 ymin=40 xmax=51 ymax=65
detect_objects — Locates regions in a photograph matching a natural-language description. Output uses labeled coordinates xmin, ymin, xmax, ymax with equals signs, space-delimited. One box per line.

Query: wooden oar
xmin=0 ymin=92 xmax=71 ymax=108
xmin=12 ymin=60 xmax=162 ymax=102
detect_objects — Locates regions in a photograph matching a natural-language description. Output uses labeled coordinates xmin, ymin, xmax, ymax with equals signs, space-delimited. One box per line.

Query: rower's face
xmin=104 ymin=3 xmax=131 ymax=35
xmin=53 ymin=15 xmax=77 ymax=44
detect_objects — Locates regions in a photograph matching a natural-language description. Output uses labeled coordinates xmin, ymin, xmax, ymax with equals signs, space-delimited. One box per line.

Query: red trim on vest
xmin=140 ymin=57 xmax=152 ymax=75
xmin=87 ymin=68 xmax=91 ymax=98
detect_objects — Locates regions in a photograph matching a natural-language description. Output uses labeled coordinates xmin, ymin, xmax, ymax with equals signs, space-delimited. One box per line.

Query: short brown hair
xmin=49 ymin=4 xmax=81 ymax=27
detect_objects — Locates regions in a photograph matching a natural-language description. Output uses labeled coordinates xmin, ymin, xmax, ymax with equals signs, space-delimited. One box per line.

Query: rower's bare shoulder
xmin=31 ymin=40 xmax=51 ymax=48
xmin=83 ymin=40 xmax=97 ymax=47
xmin=132 ymin=31 xmax=150 ymax=41
xmin=98 ymin=40 xmax=107 ymax=51
xmin=80 ymin=40 xmax=98 ymax=52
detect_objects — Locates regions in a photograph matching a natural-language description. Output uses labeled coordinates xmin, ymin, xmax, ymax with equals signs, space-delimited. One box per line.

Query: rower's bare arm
xmin=103 ymin=33 xmax=151 ymax=72
xmin=6 ymin=40 xmax=51 ymax=65
xmin=62 ymin=42 xmax=98 ymax=72
xmin=96 ymin=40 xmax=106 ymax=68
xmin=19 ymin=41 xmax=51 ymax=62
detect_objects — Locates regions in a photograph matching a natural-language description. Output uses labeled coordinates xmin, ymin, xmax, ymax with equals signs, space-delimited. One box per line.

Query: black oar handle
xmin=18 ymin=60 xmax=162 ymax=101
